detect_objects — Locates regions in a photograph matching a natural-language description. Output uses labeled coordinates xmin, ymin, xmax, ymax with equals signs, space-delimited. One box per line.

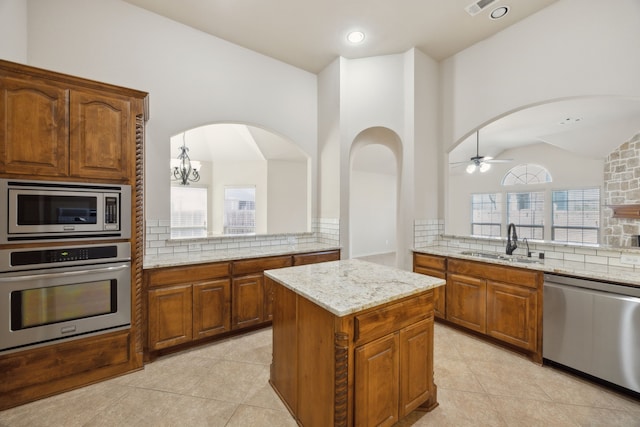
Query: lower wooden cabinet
xmin=148 ymin=284 xmax=193 ymax=350
xmin=355 ymin=333 xmax=400 ymax=427
xmin=413 ymin=253 xmax=446 ymax=319
xmin=270 ymin=281 xmax=437 ymax=427
xmin=194 ymin=279 xmax=231 ymax=339
xmin=486 ymin=280 xmax=537 ymax=352
xmin=145 ymin=250 xmax=340 ymax=355
xmin=446 ymin=273 xmax=486 ymax=333
xmin=232 ymin=274 xmax=264 ymax=329
xmin=413 ymin=253 xmax=543 ymax=362
xmin=354 ymin=317 xmax=434 ymax=427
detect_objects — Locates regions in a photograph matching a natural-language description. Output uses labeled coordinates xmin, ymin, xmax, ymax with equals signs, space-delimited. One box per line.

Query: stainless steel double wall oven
xmin=0 ymin=179 xmax=132 ymax=354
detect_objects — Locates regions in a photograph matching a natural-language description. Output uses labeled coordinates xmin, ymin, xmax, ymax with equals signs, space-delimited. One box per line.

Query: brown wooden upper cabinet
xmin=1 ymin=75 xmax=133 ymax=182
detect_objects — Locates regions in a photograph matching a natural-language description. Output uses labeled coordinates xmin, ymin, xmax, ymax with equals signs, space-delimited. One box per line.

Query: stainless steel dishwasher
xmin=543 ymin=273 xmax=640 ymax=394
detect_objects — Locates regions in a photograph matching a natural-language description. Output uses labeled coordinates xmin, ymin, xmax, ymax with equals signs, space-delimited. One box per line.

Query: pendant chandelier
xmin=171 ymin=133 xmax=201 ymax=185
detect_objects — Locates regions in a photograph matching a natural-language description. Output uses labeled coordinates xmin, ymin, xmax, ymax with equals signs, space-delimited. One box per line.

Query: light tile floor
xmin=1 ymin=324 xmax=639 ymax=426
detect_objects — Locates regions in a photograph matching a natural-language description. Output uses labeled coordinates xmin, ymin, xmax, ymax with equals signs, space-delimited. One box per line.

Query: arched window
xmin=502 ymin=164 xmax=552 ymax=186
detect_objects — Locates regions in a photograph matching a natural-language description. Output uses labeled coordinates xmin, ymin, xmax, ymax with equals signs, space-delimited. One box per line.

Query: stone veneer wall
xmin=603 ymin=131 xmax=640 ymax=247
xmin=145 ymin=218 xmax=340 ymax=257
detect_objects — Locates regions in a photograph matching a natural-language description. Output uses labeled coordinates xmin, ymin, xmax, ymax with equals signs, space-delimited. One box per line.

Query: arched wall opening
xmin=349 ymin=127 xmax=402 ymax=266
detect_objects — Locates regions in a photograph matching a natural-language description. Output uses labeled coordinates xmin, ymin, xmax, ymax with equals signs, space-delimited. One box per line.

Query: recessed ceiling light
xmin=347 ymin=31 xmax=365 ymax=44
xmin=489 ymin=6 xmax=509 ymax=20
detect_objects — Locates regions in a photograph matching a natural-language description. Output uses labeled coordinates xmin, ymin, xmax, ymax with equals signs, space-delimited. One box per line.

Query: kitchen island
xmin=265 ymin=259 xmax=445 ymax=427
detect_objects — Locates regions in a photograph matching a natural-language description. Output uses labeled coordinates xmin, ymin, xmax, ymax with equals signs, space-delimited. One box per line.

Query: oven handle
xmin=0 ymin=263 xmax=130 ymax=282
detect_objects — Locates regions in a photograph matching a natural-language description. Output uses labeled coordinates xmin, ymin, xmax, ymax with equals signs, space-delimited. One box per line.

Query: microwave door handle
xmin=0 ymin=263 xmax=130 ymax=282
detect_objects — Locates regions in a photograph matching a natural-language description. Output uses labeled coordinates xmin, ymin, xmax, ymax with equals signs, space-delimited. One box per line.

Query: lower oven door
xmin=0 ymin=262 xmax=131 ymax=354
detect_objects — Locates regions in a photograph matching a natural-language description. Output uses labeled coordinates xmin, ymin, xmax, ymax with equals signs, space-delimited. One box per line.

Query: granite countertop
xmin=264 ymin=259 xmax=446 ymax=317
xmin=143 ymin=243 xmax=341 ymax=269
xmin=413 ymin=246 xmax=640 ymax=288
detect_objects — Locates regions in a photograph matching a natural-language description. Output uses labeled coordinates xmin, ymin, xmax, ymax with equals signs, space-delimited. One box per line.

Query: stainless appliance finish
xmin=0 ymin=242 xmax=131 ymax=355
xmin=0 ymin=178 xmax=131 ymax=243
xmin=543 ymin=273 xmax=640 ymax=393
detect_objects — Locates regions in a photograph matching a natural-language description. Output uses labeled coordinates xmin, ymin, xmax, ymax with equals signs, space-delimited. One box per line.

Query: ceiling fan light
xmin=480 ymin=162 xmax=491 ymax=173
xmin=466 ymin=163 xmax=477 ymax=174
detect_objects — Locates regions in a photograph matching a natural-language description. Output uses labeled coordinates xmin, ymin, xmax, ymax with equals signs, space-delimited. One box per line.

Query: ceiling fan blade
xmin=484 ymin=158 xmax=513 ymax=164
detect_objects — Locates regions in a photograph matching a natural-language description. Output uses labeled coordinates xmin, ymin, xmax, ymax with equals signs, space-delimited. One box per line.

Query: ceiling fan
xmin=450 ymin=130 xmax=512 ymax=174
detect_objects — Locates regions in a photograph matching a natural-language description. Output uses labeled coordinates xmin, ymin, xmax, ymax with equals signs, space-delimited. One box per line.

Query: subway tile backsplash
xmin=415 ymin=219 xmax=639 ymax=273
xmin=145 ymin=218 xmax=340 ymax=257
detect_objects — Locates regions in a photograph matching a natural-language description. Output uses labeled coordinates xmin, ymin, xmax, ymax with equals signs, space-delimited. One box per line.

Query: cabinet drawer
xmin=232 ymin=255 xmax=292 ymax=276
xmin=413 ymin=253 xmax=446 ymax=271
xmin=355 ymin=292 xmax=433 ymax=345
xmin=147 ymin=262 xmax=230 ymax=287
xmin=448 ymin=258 xmax=540 ymax=289
xmin=293 ymin=250 xmax=340 ymax=266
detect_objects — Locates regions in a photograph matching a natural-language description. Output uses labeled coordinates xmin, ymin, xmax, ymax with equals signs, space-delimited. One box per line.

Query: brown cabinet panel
xmin=446 ymin=273 xmax=486 ymax=333
xmin=193 ymin=279 xmax=231 ymax=339
xmin=147 ymin=262 xmax=230 ymax=288
xmin=413 ymin=253 xmax=446 ymax=271
xmin=232 ymin=274 xmax=264 ymax=329
xmin=148 ymin=285 xmax=193 ymax=350
xmin=0 ymin=77 xmax=69 ymax=176
xmin=292 ymin=250 xmax=340 ymax=266
xmin=69 ymin=90 xmax=131 ymax=181
xmin=486 ymin=280 xmax=537 ymax=351
xmin=232 ymin=255 xmax=292 ymax=276
xmin=449 ymin=258 xmax=538 ymax=289
xmin=355 ymin=333 xmax=400 ymax=427
xmin=0 ymin=331 xmax=129 ymax=393
xmin=399 ymin=317 xmax=433 ymax=417
xmin=355 ymin=292 xmax=432 ymax=345
xmin=414 ymin=266 xmax=446 ymax=319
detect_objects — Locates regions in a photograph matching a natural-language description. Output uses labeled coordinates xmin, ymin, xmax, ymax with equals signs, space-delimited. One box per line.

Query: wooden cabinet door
xmin=399 ymin=317 xmax=433 ymax=417
xmin=486 ymin=280 xmax=537 ymax=351
xmin=0 ymin=77 xmax=69 ymax=176
xmin=446 ymin=273 xmax=486 ymax=333
xmin=69 ymin=90 xmax=131 ymax=181
xmin=292 ymin=250 xmax=340 ymax=266
xmin=193 ymin=279 xmax=231 ymax=339
xmin=414 ymin=266 xmax=446 ymax=319
xmin=263 ymin=273 xmax=274 ymax=322
xmin=148 ymin=284 xmax=193 ymax=350
xmin=232 ymin=274 xmax=264 ymax=330
xmin=355 ymin=333 xmax=399 ymax=427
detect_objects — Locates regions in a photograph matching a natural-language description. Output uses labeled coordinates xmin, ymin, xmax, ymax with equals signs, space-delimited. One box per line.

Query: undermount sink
xmin=460 ymin=251 xmax=542 ymax=264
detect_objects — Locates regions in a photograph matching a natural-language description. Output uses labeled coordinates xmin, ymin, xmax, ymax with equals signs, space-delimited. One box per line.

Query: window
xmin=171 ymin=186 xmax=207 ymax=238
xmin=502 ymin=164 xmax=552 ymax=186
xmin=224 ymin=187 xmax=256 ymax=234
xmin=471 ymin=193 xmax=502 ymax=237
xmin=552 ymin=188 xmax=600 ymax=244
xmin=507 ymin=191 xmax=544 ymax=239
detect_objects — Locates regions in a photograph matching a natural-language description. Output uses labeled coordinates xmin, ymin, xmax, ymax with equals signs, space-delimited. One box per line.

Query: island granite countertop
xmin=264 ymin=258 xmax=445 ymax=317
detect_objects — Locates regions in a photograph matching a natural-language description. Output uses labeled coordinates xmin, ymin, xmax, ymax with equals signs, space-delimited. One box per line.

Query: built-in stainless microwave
xmin=0 ymin=179 xmax=131 ymax=243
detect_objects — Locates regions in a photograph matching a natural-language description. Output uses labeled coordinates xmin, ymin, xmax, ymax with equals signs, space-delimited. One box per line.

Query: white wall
xmin=351 ymin=170 xmax=396 ymax=257
xmin=448 ymin=143 xmax=604 ymax=236
xmin=267 ymin=160 xmax=308 ymax=234
xmin=0 ymin=0 xmax=27 ymax=63
xmin=25 ymin=0 xmax=318 ymax=223
xmin=441 ymin=0 xmax=640 ymax=152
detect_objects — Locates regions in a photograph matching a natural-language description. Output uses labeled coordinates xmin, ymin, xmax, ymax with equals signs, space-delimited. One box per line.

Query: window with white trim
xmin=552 ymin=188 xmax=600 ymax=244
xmin=502 ymin=164 xmax=552 ymax=186
xmin=224 ymin=187 xmax=256 ymax=235
xmin=507 ymin=191 xmax=544 ymax=239
xmin=171 ymin=186 xmax=207 ymax=238
xmin=471 ymin=193 xmax=502 ymax=237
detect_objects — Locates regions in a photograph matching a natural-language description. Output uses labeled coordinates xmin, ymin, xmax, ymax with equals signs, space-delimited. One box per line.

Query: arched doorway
xmin=349 ymin=127 xmax=402 ymax=267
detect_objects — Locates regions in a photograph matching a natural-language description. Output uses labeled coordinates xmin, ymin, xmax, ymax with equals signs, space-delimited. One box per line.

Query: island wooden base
xmin=269 ymin=278 xmax=438 ymax=427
